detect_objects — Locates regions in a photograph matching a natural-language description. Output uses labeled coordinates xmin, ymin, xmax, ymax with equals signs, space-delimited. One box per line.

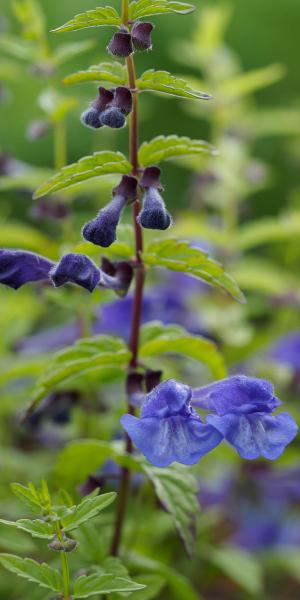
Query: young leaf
xmin=53 ymin=40 xmax=96 ymax=66
xmin=143 ymin=465 xmax=199 ymax=556
xmin=12 ymin=0 xmax=46 ymax=43
xmin=10 ymin=483 xmax=42 ymax=514
xmin=126 ymin=575 xmax=165 ymax=600
xmin=139 ymin=321 xmax=226 ymax=378
xmin=138 ymin=135 xmax=217 ymax=166
xmin=129 ymin=0 xmax=195 ymax=19
xmin=73 ymin=573 xmax=145 ymax=597
xmin=62 ymin=492 xmax=117 ymax=532
xmin=0 ymin=519 xmax=53 ymax=539
xmin=137 ymin=70 xmax=211 ymax=100
xmin=33 ymin=152 xmax=131 ymax=198
xmin=29 ymin=336 xmax=131 ymax=410
xmin=143 ymin=239 xmax=245 ymax=302
xmin=63 ymin=61 xmax=127 ymax=86
xmin=0 ymin=554 xmax=63 ymax=592
xmin=52 ymin=7 xmax=121 ymax=34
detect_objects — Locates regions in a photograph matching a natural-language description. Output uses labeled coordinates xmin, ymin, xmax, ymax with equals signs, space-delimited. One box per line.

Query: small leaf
xmin=129 ymin=0 xmax=195 ymax=19
xmin=12 ymin=0 xmax=46 ymax=42
xmin=53 ymin=40 xmax=96 ymax=66
xmin=62 ymin=492 xmax=116 ymax=532
xmin=140 ymin=322 xmax=226 ymax=378
xmin=52 ymin=6 xmax=121 ymax=33
xmin=137 ymin=70 xmax=211 ymax=100
xmin=34 ymin=152 xmax=131 ymax=198
xmin=63 ymin=61 xmax=127 ymax=86
xmin=127 ymin=575 xmax=165 ymax=600
xmin=73 ymin=573 xmax=145 ymax=597
xmin=0 ymin=519 xmax=53 ymax=539
xmin=29 ymin=336 xmax=131 ymax=410
xmin=209 ymin=546 xmax=263 ymax=595
xmin=143 ymin=464 xmax=199 ymax=556
xmin=138 ymin=135 xmax=217 ymax=167
xmin=143 ymin=239 xmax=245 ymax=302
xmin=10 ymin=483 xmax=42 ymax=514
xmin=0 ymin=554 xmax=63 ymax=592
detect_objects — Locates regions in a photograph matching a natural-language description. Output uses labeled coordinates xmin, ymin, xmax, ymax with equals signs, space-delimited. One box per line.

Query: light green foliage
xmin=137 ymin=70 xmax=211 ymax=100
xmin=140 ymin=321 xmax=226 ymax=378
xmin=0 ymin=555 xmax=63 ymax=592
xmin=63 ymin=61 xmax=127 ymax=86
xmin=209 ymin=546 xmax=263 ymax=595
xmin=34 ymin=152 xmax=131 ymax=197
xmin=138 ymin=135 xmax=217 ymax=166
xmin=37 ymin=88 xmax=77 ymax=123
xmin=52 ymin=6 xmax=121 ymax=33
xmin=129 ymin=0 xmax=195 ymax=19
xmin=61 ymin=491 xmax=117 ymax=532
xmin=73 ymin=573 xmax=145 ymax=597
xmin=0 ymin=518 xmax=53 ymax=539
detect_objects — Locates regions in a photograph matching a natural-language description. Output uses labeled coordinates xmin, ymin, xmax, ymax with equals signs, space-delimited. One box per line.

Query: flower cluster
xmin=81 ymin=86 xmax=132 ymax=130
xmin=0 ymin=249 xmax=133 ymax=295
xmin=108 ymin=22 xmax=154 ymax=57
xmin=121 ymin=376 xmax=297 ymax=466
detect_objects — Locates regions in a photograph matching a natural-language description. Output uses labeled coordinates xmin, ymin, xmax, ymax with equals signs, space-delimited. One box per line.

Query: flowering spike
xmin=82 ymin=195 xmax=126 ymax=248
xmin=50 ymin=253 xmax=101 ymax=292
xmin=107 ymin=27 xmax=133 ymax=57
xmin=132 ymin=21 xmax=154 ymax=51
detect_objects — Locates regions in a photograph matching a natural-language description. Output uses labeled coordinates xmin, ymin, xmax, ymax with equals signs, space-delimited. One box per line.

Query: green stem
xmin=54 ymin=522 xmax=71 ymax=600
xmin=54 ymin=120 xmax=67 ymax=171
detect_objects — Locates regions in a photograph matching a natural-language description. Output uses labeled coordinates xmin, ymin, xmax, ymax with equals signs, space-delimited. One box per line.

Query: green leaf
xmin=12 ymin=0 xmax=46 ymax=42
xmin=233 ymin=211 xmax=300 ymax=250
xmin=138 ymin=135 xmax=217 ymax=166
xmin=0 ymin=519 xmax=53 ymax=539
xmin=128 ymin=554 xmax=200 ymax=600
xmin=73 ymin=573 xmax=145 ymax=597
xmin=0 ymin=221 xmax=58 ymax=258
xmin=221 ymin=63 xmax=285 ymax=98
xmin=74 ymin=224 xmax=134 ymax=260
xmin=10 ymin=483 xmax=42 ymax=514
xmin=63 ymin=61 xmax=127 ymax=86
xmin=231 ymin=258 xmax=300 ymax=298
xmin=33 ymin=152 xmax=131 ymax=198
xmin=129 ymin=0 xmax=195 ymax=19
xmin=126 ymin=575 xmax=165 ymax=600
xmin=143 ymin=239 xmax=245 ymax=302
xmin=52 ymin=6 xmax=121 ymax=33
xmin=29 ymin=336 xmax=131 ymax=409
xmin=53 ymin=40 xmax=96 ymax=65
xmin=143 ymin=465 xmax=199 ymax=556
xmin=0 ymin=554 xmax=63 ymax=592
xmin=209 ymin=546 xmax=263 ymax=595
xmin=140 ymin=322 xmax=226 ymax=378
xmin=62 ymin=492 xmax=116 ymax=532
xmin=0 ymin=356 xmax=48 ymax=386
xmin=137 ymin=70 xmax=211 ymax=100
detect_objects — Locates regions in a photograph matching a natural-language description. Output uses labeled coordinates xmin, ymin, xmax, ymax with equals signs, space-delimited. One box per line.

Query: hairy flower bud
xmin=132 ymin=21 xmax=154 ymax=51
xmin=50 ymin=253 xmax=101 ymax=292
xmin=80 ymin=106 xmax=103 ymax=129
xmin=49 ymin=535 xmax=78 ymax=553
xmin=100 ymin=107 xmax=126 ymax=129
xmin=138 ymin=187 xmax=172 ymax=230
xmin=82 ymin=195 xmax=126 ymax=248
xmin=107 ymin=27 xmax=133 ymax=57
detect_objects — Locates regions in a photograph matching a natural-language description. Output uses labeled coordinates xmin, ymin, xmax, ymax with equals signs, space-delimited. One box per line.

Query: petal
xmin=207 ymin=412 xmax=298 ymax=460
xmin=141 ymin=379 xmax=191 ymax=419
xmin=192 ymin=375 xmax=281 ymax=415
xmin=0 ymin=249 xmax=53 ymax=289
xmin=121 ymin=413 xmax=222 ymax=467
xmin=50 ymin=253 xmax=101 ymax=292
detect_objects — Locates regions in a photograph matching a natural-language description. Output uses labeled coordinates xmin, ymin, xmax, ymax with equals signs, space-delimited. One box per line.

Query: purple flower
xmin=121 ymin=379 xmax=223 ymax=467
xmin=138 ymin=167 xmax=172 ymax=231
xmin=193 ymin=375 xmax=298 ymax=460
xmin=81 ymin=86 xmax=132 ymax=131
xmin=269 ymin=330 xmax=300 ymax=372
xmin=131 ymin=22 xmax=154 ymax=51
xmin=0 ymin=249 xmax=132 ymax=295
xmin=107 ymin=27 xmax=133 ymax=57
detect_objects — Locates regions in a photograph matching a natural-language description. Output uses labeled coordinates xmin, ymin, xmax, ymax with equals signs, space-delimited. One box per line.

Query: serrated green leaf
xmin=62 ymin=492 xmax=116 ymax=532
xmin=0 ymin=554 xmax=63 ymax=592
xmin=209 ymin=546 xmax=263 ymax=595
xmin=137 ymin=70 xmax=211 ymax=100
xmin=10 ymin=483 xmax=42 ymax=514
xmin=0 ymin=519 xmax=53 ymax=539
xmin=143 ymin=465 xmax=199 ymax=556
xmin=29 ymin=336 xmax=131 ymax=409
xmin=139 ymin=322 xmax=226 ymax=378
xmin=129 ymin=0 xmax=195 ymax=19
xmin=73 ymin=573 xmax=145 ymax=597
xmin=143 ymin=239 xmax=245 ymax=302
xmin=63 ymin=61 xmax=127 ymax=86
xmin=52 ymin=6 xmax=121 ymax=33
xmin=34 ymin=152 xmax=131 ymax=198
xmin=138 ymin=135 xmax=217 ymax=166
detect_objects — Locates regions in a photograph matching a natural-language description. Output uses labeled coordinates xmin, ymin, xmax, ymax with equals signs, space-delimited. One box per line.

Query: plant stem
xmin=110 ymin=1 xmax=145 ymax=557
xmin=54 ymin=522 xmax=71 ymax=599
xmin=54 ymin=120 xmax=67 ymax=171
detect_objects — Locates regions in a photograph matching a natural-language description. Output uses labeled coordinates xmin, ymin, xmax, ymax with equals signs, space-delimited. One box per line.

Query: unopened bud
xmin=50 ymin=253 xmax=101 ymax=292
xmin=80 ymin=106 xmax=102 ymax=129
xmin=132 ymin=21 xmax=154 ymax=51
xmin=100 ymin=107 xmax=126 ymax=129
xmin=49 ymin=535 xmax=78 ymax=553
xmin=82 ymin=195 xmax=126 ymax=248
xmin=138 ymin=187 xmax=172 ymax=230
xmin=107 ymin=27 xmax=133 ymax=57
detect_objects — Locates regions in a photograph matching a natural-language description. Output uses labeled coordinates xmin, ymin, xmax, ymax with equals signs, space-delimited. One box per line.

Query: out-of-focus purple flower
xmin=121 ymin=379 xmax=223 ymax=467
xmin=193 ymin=375 xmax=298 ymax=460
xmin=268 ymin=330 xmax=300 ymax=372
xmin=0 ymin=249 xmax=132 ymax=295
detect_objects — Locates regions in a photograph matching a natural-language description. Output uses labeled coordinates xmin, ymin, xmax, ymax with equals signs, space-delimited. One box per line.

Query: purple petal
xmin=50 ymin=253 xmax=101 ymax=292
xmin=0 ymin=249 xmax=53 ymax=289
xmin=192 ymin=375 xmax=281 ymax=415
xmin=121 ymin=413 xmax=222 ymax=467
xmin=141 ymin=379 xmax=192 ymax=419
xmin=206 ymin=412 xmax=298 ymax=460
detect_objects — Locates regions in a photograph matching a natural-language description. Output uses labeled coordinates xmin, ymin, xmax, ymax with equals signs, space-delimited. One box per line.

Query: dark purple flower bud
xmin=132 ymin=21 xmax=154 ymax=51
xmin=26 ymin=119 xmax=50 ymax=141
xmin=50 ymin=253 xmax=101 ymax=292
xmin=138 ymin=188 xmax=172 ymax=230
xmin=80 ymin=106 xmax=103 ymax=129
xmin=49 ymin=536 xmax=78 ymax=553
xmin=140 ymin=166 xmax=163 ymax=190
xmin=107 ymin=27 xmax=133 ymax=57
xmin=100 ymin=257 xmax=133 ymax=297
xmin=0 ymin=249 xmax=53 ymax=289
xmin=100 ymin=107 xmax=126 ymax=129
xmin=82 ymin=195 xmax=126 ymax=248
xmin=111 ymin=87 xmax=133 ymax=116
xmin=113 ymin=175 xmax=137 ymax=201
